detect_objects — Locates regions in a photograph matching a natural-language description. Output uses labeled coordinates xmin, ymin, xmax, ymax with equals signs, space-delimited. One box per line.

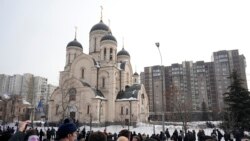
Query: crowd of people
xmin=0 ymin=119 xmax=249 ymax=141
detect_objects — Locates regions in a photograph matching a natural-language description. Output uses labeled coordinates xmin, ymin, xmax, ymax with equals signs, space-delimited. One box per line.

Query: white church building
xmin=48 ymin=16 xmax=149 ymax=124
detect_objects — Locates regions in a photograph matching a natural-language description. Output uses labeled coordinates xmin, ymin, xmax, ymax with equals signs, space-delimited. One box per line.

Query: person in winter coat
xmin=165 ymin=128 xmax=170 ymax=141
xmin=88 ymin=131 xmax=107 ymax=141
xmin=217 ymin=129 xmax=223 ymax=141
xmin=39 ymin=129 xmax=45 ymax=141
xmin=8 ymin=120 xmax=39 ymax=141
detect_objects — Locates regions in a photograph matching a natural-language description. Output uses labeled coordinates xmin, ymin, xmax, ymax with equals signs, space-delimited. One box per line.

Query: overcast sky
xmin=0 ymin=0 xmax=250 ymax=86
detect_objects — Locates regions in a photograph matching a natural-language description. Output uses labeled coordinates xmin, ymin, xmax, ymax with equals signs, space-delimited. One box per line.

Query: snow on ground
xmin=77 ymin=121 xmax=222 ymax=136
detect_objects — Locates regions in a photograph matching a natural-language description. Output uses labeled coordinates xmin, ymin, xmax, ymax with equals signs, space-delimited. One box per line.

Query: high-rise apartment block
xmin=141 ymin=49 xmax=247 ymax=120
xmin=0 ymin=73 xmax=56 ymax=113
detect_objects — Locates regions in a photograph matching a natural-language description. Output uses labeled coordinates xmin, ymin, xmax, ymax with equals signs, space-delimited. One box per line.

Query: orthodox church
xmin=48 ymin=16 xmax=149 ymax=124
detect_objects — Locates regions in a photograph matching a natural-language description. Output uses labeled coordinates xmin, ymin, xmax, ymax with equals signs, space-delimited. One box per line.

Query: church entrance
xmin=70 ymin=112 xmax=76 ymax=120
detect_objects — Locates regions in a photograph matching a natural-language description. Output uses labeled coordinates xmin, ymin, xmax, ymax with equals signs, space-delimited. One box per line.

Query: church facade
xmin=48 ymin=19 xmax=149 ymax=124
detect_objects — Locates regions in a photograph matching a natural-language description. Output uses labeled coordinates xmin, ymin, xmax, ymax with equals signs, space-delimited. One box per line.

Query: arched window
xmin=69 ymin=88 xmax=76 ymax=101
xmin=126 ymin=108 xmax=129 ymax=115
xmin=81 ymin=69 xmax=85 ymax=79
xmin=102 ymin=77 xmax=105 ymax=87
xmin=141 ymin=94 xmax=145 ymax=105
xmin=110 ymin=48 xmax=113 ymax=60
xmin=56 ymin=104 xmax=59 ymax=115
xmin=121 ymin=107 xmax=123 ymax=115
xmin=68 ymin=54 xmax=70 ymax=64
xmin=127 ymin=73 xmax=129 ymax=83
xmin=104 ymin=48 xmax=106 ymax=60
xmin=87 ymin=105 xmax=90 ymax=114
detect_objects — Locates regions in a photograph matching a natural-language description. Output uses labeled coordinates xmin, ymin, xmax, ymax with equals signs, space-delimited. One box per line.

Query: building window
xmin=127 ymin=73 xmax=129 ymax=83
xmin=141 ymin=94 xmax=144 ymax=105
xmin=121 ymin=107 xmax=123 ymax=115
xmin=56 ymin=104 xmax=59 ymax=115
xmin=68 ymin=54 xmax=70 ymax=64
xmin=81 ymin=69 xmax=84 ymax=79
xmin=104 ymin=48 xmax=106 ymax=60
xmin=87 ymin=105 xmax=90 ymax=114
xmin=110 ymin=48 xmax=113 ymax=60
xmin=69 ymin=88 xmax=76 ymax=101
xmin=102 ymin=78 xmax=105 ymax=87
xmin=94 ymin=38 xmax=97 ymax=51
xmin=126 ymin=108 xmax=129 ymax=115
xmin=70 ymin=112 xmax=76 ymax=119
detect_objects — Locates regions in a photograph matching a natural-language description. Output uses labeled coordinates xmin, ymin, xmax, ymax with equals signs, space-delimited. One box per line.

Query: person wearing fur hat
xmin=56 ymin=118 xmax=78 ymax=141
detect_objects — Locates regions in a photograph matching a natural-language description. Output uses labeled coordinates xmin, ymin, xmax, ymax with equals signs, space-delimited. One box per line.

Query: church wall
xmin=49 ymin=85 xmax=103 ymax=123
xmin=98 ymin=67 xmax=117 ymax=122
xmin=66 ymin=47 xmax=83 ymax=65
xmin=100 ymin=41 xmax=117 ymax=63
xmin=89 ymin=31 xmax=107 ymax=55
xmin=115 ymin=101 xmax=139 ymax=123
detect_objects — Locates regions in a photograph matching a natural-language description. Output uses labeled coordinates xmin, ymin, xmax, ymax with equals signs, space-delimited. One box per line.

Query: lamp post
xmin=155 ymin=42 xmax=165 ymax=132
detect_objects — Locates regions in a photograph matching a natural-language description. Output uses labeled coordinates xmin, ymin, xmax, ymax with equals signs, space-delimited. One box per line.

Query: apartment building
xmin=0 ymin=73 xmax=55 ymax=121
xmin=142 ymin=49 xmax=247 ymax=121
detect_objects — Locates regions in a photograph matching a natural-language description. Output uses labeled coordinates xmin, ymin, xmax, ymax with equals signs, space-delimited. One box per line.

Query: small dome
xmin=90 ymin=20 xmax=109 ymax=32
xmin=117 ymin=48 xmax=130 ymax=57
xmin=67 ymin=39 xmax=82 ymax=48
xmin=133 ymin=72 xmax=139 ymax=76
xmin=101 ymin=34 xmax=117 ymax=42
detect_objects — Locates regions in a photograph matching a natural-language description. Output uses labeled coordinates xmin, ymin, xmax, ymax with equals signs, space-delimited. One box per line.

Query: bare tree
xmin=119 ymin=113 xmax=126 ymax=128
xmin=171 ymin=85 xmax=192 ymax=134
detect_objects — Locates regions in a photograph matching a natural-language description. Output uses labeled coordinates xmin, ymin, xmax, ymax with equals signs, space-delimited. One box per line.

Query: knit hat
xmin=57 ymin=119 xmax=77 ymax=139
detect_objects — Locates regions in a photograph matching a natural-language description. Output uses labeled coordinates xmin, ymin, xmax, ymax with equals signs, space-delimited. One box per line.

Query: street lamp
xmin=155 ymin=42 xmax=165 ymax=132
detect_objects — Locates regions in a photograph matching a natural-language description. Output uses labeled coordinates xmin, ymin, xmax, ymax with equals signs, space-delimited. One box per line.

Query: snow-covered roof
xmin=116 ymin=97 xmax=137 ymax=101
xmin=116 ymin=84 xmax=141 ymax=100
xmin=1 ymin=93 xmax=10 ymax=99
xmin=95 ymin=95 xmax=106 ymax=100
xmin=22 ymin=99 xmax=31 ymax=105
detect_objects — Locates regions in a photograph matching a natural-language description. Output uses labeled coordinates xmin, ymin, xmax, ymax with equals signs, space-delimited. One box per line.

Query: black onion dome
xmin=90 ymin=20 xmax=109 ymax=32
xmin=101 ymin=34 xmax=117 ymax=42
xmin=67 ymin=39 xmax=82 ymax=48
xmin=117 ymin=48 xmax=130 ymax=57
xmin=133 ymin=72 xmax=139 ymax=76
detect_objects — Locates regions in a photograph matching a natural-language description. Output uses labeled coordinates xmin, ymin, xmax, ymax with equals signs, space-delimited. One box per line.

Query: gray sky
xmin=0 ymin=0 xmax=250 ymax=86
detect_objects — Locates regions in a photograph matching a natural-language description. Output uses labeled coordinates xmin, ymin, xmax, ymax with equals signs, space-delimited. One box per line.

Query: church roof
xmin=80 ymin=80 xmax=91 ymax=87
xmin=117 ymin=48 xmax=130 ymax=57
xmin=67 ymin=39 xmax=82 ymax=48
xmin=133 ymin=72 xmax=139 ymax=76
xmin=100 ymin=34 xmax=117 ymax=42
xmin=90 ymin=20 xmax=109 ymax=32
xmin=116 ymin=84 xmax=141 ymax=100
xmin=92 ymin=89 xmax=105 ymax=98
